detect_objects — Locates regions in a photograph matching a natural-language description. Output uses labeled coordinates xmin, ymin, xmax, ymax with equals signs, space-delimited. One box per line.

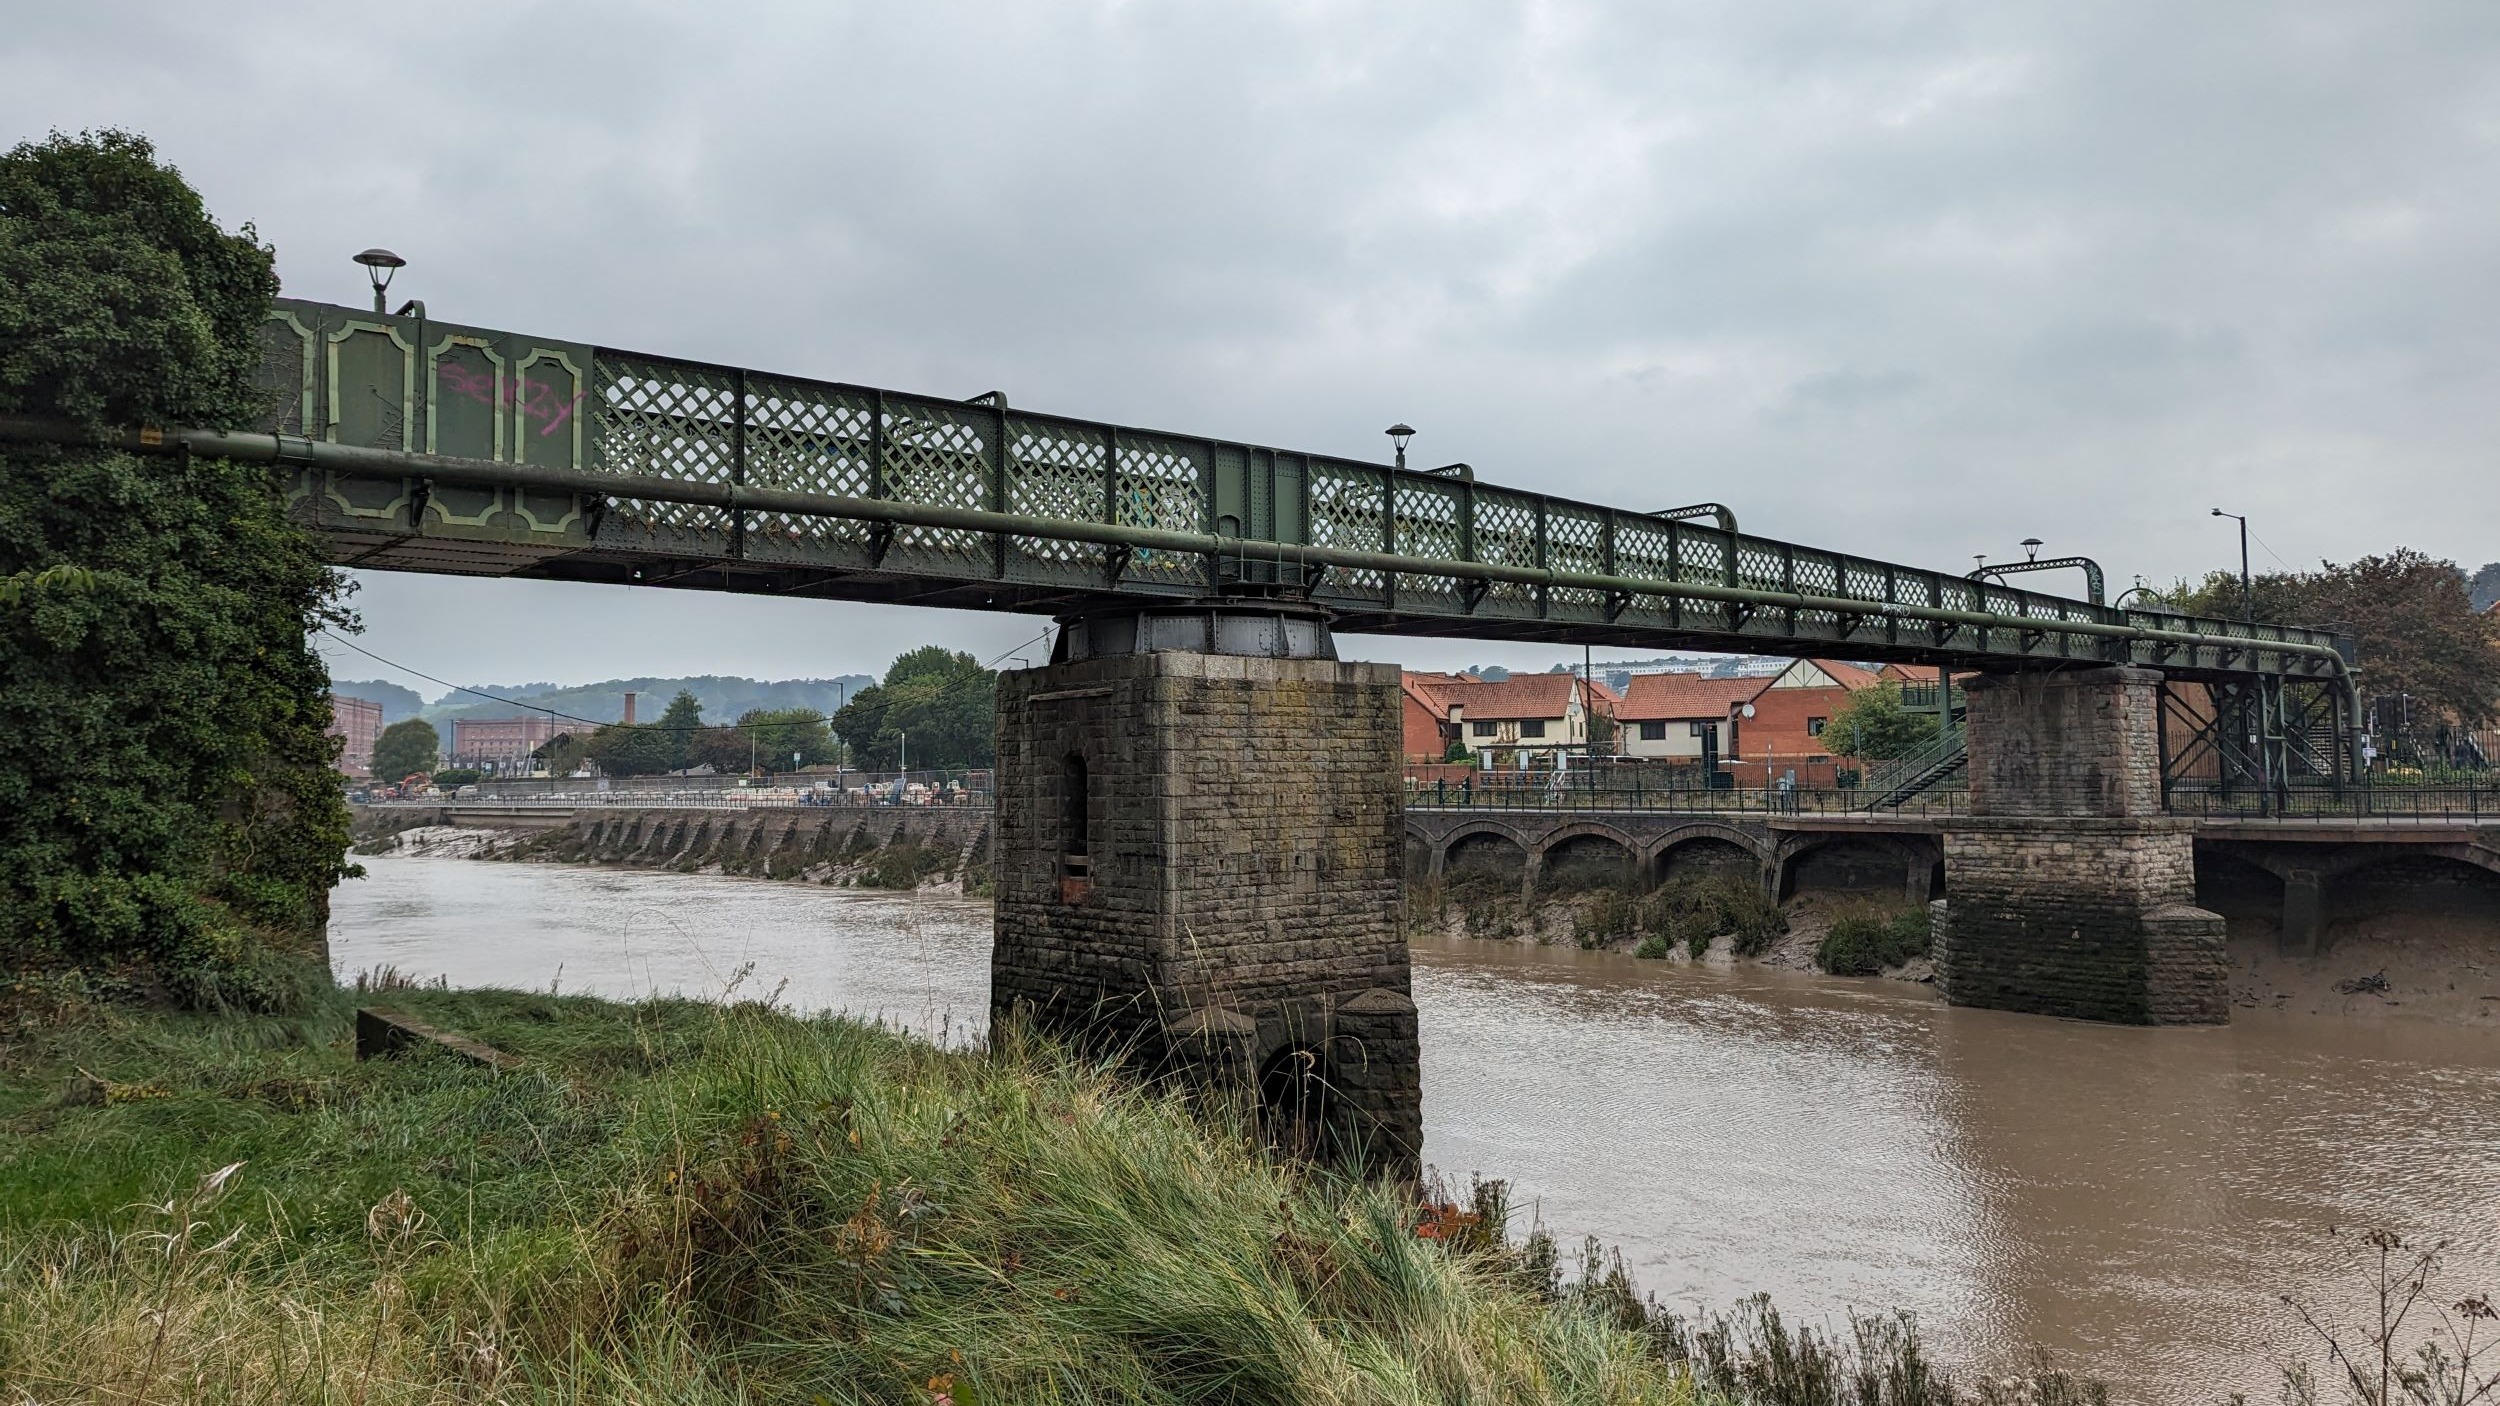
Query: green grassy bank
xmin=0 ymin=980 xmax=1703 ymax=1403
xmin=0 ymin=978 xmax=2121 ymax=1404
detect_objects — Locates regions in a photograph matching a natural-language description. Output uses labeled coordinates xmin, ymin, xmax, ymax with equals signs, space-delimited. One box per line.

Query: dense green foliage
xmin=429 ymin=768 xmax=481 ymax=790
xmin=1818 ymin=683 xmax=1940 ymax=762
xmin=741 ymin=706 xmax=838 ymax=769
xmin=2170 ymin=550 xmax=2500 ymax=728
xmin=0 ymin=131 xmax=349 ymax=1000
xmin=1814 ymin=909 xmax=1932 ymax=976
xmin=369 ymin=718 xmax=438 ymax=783
xmin=585 ymin=689 xmax=705 ymax=777
xmin=834 ymin=645 xmax=998 ymax=770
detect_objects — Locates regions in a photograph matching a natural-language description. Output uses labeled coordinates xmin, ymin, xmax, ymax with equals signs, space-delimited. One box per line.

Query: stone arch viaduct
xmin=1404 ymin=810 xmax=1948 ymax=907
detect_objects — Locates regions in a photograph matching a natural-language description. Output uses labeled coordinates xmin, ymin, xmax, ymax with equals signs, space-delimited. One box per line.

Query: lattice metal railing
xmin=232 ymin=297 xmax=2353 ymax=681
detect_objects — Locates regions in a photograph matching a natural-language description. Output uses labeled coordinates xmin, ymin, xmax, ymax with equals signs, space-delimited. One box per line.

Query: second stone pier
xmin=990 ymin=602 xmax=1422 ymax=1175
xmin=1935 ymin=666 xmax=2229 ymax=1024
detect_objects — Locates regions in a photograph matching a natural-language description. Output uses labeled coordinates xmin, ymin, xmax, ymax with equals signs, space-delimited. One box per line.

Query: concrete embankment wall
xmin=352 ymin=804 xmax=994 ymax=890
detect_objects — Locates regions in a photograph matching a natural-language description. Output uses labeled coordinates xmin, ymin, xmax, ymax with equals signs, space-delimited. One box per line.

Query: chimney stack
xmin=622 ymin=691 xmax=638 ymax=725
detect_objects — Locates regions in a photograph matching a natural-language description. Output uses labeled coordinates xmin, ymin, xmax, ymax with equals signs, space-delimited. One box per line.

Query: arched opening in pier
xmin=1257 ymin=1044 xmax=1338 ymax=1159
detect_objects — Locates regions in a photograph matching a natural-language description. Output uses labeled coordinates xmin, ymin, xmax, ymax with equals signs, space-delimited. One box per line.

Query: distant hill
xmin=330 ymin=679 xmax=428 ymax=724
xmin=418 ymin=675 xmax=875 ymax=733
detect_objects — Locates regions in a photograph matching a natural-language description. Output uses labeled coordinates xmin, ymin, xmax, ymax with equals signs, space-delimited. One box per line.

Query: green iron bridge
xmin=1 ymin=295 xmax=2359 ymax=784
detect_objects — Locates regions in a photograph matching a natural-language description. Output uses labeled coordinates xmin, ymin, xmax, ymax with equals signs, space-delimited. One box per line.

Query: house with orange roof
xmin=1423 ymin=672 xmax=1615 ymax=768
xmin=1614 ymin=672 xmax=1767 ymax=762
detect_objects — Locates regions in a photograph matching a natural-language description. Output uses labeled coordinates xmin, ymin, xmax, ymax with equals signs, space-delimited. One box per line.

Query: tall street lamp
xmin=352 ymin=248 xmax=405 ymax=313
xmin=1385 ymin=423 xmax=1414 ymax=472
xmin=2210 ymin=508 xmax=2252 ymax=621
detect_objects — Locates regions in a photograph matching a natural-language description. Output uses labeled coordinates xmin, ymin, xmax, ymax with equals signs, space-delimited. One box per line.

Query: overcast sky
xmin=9 ymin=2 xmax=2496 ymax=696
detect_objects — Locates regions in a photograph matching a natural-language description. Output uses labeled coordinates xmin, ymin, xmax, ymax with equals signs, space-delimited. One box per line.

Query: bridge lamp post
xmin=352 ymin=248 xmax=405 ymax=314
xmin=2210 ymin=507 xmax=2269 ymax=802
xmin=1386 ymin=423 xmax=1414 ymax=472
xmin=2210 ymin=508 xmax=2252 ymax=623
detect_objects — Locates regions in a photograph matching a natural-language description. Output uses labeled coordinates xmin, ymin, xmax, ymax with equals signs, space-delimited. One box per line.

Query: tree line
xmin=365 ymin=645 xmax=1002 ymax=781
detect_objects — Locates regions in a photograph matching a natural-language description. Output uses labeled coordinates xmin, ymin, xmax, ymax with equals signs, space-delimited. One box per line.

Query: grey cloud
xmin=3 ymin=0 xmax=2493 ymax=690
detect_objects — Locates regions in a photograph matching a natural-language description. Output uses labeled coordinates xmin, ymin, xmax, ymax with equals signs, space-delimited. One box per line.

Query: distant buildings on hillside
xmin=449 ymin=714 xmax=565 ymax=773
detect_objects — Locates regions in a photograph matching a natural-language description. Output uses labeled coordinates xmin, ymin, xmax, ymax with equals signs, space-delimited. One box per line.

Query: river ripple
xmin=333 ymin=855 xmax=2500 ymax=1401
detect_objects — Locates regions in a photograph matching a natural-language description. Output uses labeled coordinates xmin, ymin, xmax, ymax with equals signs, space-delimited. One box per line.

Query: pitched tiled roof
xmin=1616 ymin=672 xmax=1767 ymax=722
xmin=1432 ymin=674 xmax=1584 ymax=721
xmin=1400 ymin=671 xmax=1478 ymax=718
xmin=1805 ymin=659 xmax=1883 ymax=691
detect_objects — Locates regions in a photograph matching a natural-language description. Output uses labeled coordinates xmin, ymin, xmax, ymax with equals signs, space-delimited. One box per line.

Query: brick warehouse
xmin=449 ymin=714 xmax=564 ymax=772
xmin=326 ymin=694 xmax=384 ymax=779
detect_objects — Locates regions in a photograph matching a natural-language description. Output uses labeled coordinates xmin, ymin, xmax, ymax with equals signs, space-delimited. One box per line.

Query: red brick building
xmin=1722 ymin=659 xmax=1882 ymax=786
xmin=326 ymin=694 xmax=384 ymax=779
xmin=1400 ymin=671 xmax=1480 ymax=762
xmin=449 ymin=714 xmax=563 ymax=773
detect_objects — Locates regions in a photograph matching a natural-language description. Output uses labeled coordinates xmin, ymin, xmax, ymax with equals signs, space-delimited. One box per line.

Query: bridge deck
xmin=21 ymin=296 xmax=2348 ymax=681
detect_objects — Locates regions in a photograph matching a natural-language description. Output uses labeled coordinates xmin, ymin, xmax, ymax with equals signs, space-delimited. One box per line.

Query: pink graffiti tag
xmin=436 ymin=359 xmax=583 ymax=439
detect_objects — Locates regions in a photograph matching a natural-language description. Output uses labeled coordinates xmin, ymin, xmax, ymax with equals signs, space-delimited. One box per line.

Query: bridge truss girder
xmin=3 ymin=294 xmax=2356 ymax=686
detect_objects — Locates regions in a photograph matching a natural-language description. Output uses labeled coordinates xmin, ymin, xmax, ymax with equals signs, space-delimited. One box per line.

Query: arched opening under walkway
xmin=1542 ymin=833 xmax=1637 ymax=893
xmin=1656 ymin=836 xmax=1757 ymax=887
xmin=1444 ymin=831 xmax=1528 ymax=884
xmin=2194 ymin=848 xmax=2285 ymax=939
xmin=1780 ymin=838 xmax=1915 ymax=902
xmin=2329 ymin=853 xmax=2500 ymax=932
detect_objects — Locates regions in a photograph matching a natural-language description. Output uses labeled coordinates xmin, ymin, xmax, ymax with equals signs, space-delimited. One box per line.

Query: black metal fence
xmin=2165 ymin=783 xmax=2500 ymax=821
xmin=1403 ymin=775 xmax=1970 ymax=818
xmin=1407 ymin=776 xmax=2500 ymax=822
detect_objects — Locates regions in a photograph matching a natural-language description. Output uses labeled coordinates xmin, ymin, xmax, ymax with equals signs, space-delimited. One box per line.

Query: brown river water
xmin=332 ymin=854 xmax=2500 ymax=1402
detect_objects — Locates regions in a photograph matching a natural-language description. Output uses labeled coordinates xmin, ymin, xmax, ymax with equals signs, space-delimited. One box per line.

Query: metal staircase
xmin=1858 ymin=729 xmax=1969 ymax=810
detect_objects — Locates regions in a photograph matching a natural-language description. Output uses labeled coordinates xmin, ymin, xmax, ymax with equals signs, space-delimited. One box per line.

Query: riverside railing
xmin=1405 ymin=776 xmax=2500 ymax=823
xmin=361 ymin=769 xmax=995 ymax=810
xmin=2165 ymin=782 xmax=2500 ymax=822
xmin=1404 ymin=778 xmax=1973 ymax=819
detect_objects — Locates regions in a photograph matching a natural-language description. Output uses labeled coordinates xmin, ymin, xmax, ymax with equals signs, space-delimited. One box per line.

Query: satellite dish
xmin=1739 ymin=703 xmax=1756 ymax=719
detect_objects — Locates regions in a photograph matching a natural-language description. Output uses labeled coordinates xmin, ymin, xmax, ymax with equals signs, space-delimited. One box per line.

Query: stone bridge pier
xmin=990 ymin=601 xmax=1421 ymax=1177
xmin=1936 ymin=666 xmax=2229 ymax=1024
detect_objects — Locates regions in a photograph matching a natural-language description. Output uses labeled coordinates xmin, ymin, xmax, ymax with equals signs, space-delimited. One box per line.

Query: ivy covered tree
xmin=0 ymin=130 xmax=353 ymax=1004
